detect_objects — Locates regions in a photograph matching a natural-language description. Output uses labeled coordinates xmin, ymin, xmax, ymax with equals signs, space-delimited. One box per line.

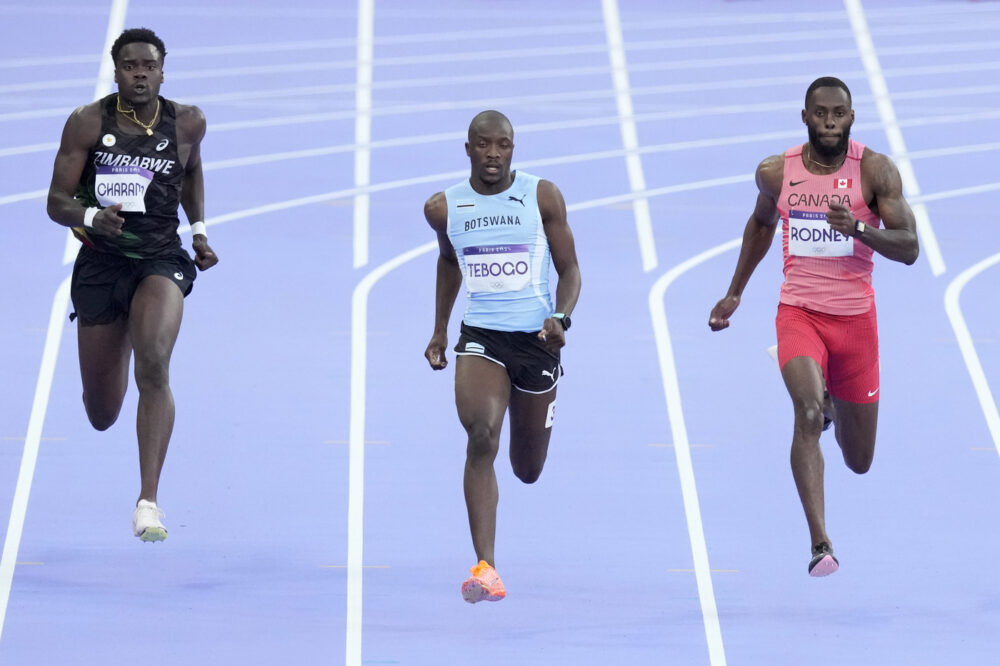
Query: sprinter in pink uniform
xmin=708 ymin=77 xmax=919 ymax=576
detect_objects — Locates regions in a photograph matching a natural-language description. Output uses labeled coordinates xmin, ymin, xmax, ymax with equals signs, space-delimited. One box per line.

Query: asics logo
xmin=868 ymin=388 xmax=880 ymax=397
xmin=173 ymin=272 xmax=184 ymax=280
xmin=507 ymin=194 xmax=526 ymax=207
xmin=156 ymin=139 xmax=169 ymax=151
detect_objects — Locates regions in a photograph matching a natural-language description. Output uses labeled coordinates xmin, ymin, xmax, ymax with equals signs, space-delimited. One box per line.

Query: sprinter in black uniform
xmin=46 ymin=28 xmax=218 ymax=542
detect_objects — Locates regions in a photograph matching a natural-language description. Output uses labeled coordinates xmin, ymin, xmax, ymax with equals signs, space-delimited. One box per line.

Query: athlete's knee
xmin=83 ymin=393 xmax=121 ymax=431
xmin=465 ymin=423 xmax=500 ymax=461
xmin=792 ymin=398 xmax=826 ymax=436
xmin=133 ymin=354 xmax=170 ymax=391
xmin=842 ymin=447 xmax=874 ymax=474
xmin=510 ymin=439 xmax=548 ymax=484
xmin=512 ymin=461 xmax=544 ymax=484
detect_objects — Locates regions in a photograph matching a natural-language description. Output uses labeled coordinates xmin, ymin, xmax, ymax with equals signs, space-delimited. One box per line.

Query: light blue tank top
xmin=445 ymin=171 xmax=552 ymax=332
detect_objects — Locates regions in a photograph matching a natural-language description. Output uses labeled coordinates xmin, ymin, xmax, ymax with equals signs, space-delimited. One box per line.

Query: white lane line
xmin=353 ymin=0 xmax=374 ymax=269
xmin=2 ymin=8 xmax=998 ymax=75
xmin=911 ymin=182 xmax=1000 ymax=204
xmin=11 ymin=72 xmax=1000 ymax=132
xmin=602 ymin=0 xmax=656 ymax=273
xmin=903 ymin=141 xmax=1000 ymax=161
xmin=649 ymin=239 xmax=743 ymax=666
xmin=8 ymin=101 xmax=1000 ymax=171
xmin=944 ymin=253 xmax=1000 ymax=456
xmin=192 ymin=174 xmax=756 ymax=238
xmin=846 ymin=0 xmax=946 ymax=277
xmin=6 ymin=128 xmax=1000 ymax=225
xmin=7 ymin=39 xmax=1000 ymax=98
xmin=0 ymin=142 xmax=59 ymax=157
xmin=343 ymin=182 xmax=742 ymax=664
xmin=0 ymin=276 xmax=71 ymax=641
xmin=569 ymin=175 xmax=754 ymax=213
xmin=3 ymin=2 xmax=998 ymax=72
xmin=346 ymin=240 xmax=437 ymax=666
xmin=0 ymin=1 xmax=128 ymax=644
xmin=0 ymin=189 xmax=47 ymax=206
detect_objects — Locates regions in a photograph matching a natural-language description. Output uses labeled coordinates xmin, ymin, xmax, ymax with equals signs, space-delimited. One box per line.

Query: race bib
xmin=788 ymin=210 xmax=853 ymax=257
xmin=463 ymin=244 xmax=531 ymax=293
xmin=95 ymin=165 xmax=152 ymax=213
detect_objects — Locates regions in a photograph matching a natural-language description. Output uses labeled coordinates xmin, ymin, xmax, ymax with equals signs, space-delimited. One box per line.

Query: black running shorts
xmin=454 ymin=322 xmax=563 ymax=393
xmin=69 ymin=245 xmax=196 ymax=326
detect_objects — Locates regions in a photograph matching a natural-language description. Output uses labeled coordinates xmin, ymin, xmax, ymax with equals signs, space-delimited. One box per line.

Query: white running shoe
xmin=132 ymin=499 xmax=168 ymax=542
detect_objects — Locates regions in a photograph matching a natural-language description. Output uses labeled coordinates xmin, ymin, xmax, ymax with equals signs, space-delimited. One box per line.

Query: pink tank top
xmin=777 ymin=139 xmax=880 ymax=315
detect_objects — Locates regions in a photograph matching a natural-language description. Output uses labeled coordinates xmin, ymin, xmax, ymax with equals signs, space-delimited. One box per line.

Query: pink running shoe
xmin=461 ymin=560 xmax=506 ymax=603
xmin=808 ymin=542 xmax=839 ymax=577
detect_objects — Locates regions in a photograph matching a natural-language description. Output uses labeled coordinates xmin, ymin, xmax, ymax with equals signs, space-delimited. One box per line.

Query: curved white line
xmin=347 ymin=240 xmax=437 ymax=666
xmin=649 ymin=238 xmax=741 ymax=666
xmin=0 ymin=276 xmax=71 ymax=641
xmin=944 ymin=253 xmax=1000 ymax=455
xmin=0 ymin=0 xmax=129 ymax=641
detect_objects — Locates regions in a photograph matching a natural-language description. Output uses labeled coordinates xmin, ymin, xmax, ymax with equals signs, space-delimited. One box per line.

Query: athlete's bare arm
xmin=175 ymin=103 xmax=218 ymax=271
xmin=536 ymin=179 xmax=580 ymax=349
xmin=424 ymin=192 xmax=463 ymax=370
xmin=46 ymin=103 xmax=125 ymax=236
xmin=709 ymin=155 xmax=783 ymax=331
xmin=826 ymin=149 xmax=918 ymax=266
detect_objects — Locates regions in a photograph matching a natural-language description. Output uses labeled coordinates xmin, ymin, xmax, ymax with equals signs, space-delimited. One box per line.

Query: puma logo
xmin=508 ymin=194 xmax=526 ymax=207
xmin=541 ymin=367 xmax=557 ymax=381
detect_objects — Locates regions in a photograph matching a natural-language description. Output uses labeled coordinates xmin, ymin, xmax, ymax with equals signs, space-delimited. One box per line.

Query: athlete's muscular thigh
xmin=128 ymin=275 xmax=184 ymax=387
xmin=455 ymin=355 xmax=511 ymax=452
xmin=507 ymin=386 xmax=556 ymax=483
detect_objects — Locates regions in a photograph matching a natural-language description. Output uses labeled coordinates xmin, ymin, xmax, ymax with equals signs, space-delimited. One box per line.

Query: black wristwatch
xmin=854 ymin=219 xmax=866 ymax=236
xmin=552 ymin=313 xmax=571 ymax=331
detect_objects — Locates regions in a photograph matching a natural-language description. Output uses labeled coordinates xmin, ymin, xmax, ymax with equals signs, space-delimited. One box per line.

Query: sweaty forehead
xmin=119 ymin=42 xmax=162 ymax=62
xmin=808 ymin=87 xmax=851 ymax=109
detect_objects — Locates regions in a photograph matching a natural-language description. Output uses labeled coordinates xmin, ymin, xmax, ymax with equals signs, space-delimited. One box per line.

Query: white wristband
xmin=83 ymin=207 xmax=99 ymax=228
xmin=190 ymin=221 xmax=207 ymax=237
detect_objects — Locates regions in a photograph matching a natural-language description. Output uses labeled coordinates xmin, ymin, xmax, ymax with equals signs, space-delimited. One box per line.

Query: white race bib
xmin=463 ymin=244 xmax=531 ymax=293
xmin=95 ymin=165 xmax=152 ymax=213
xmin=788 ymin=210 xmax=854 ymax=257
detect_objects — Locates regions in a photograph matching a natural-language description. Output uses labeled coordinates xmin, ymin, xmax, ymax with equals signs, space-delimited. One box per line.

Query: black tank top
xmin=74 ymin=94 xmax=185 ymax=258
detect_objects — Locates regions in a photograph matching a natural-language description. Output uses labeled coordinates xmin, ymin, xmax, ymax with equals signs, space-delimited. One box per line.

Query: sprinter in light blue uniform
xmin=444 ymin=170 xmax=551 ymax=333
xmin=424 ymin=110 xmax=581 ymax=604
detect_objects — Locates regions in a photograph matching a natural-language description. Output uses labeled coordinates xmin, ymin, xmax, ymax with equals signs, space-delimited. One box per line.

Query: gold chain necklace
xmin=806 ymin=144 xmax=844 ymax=170
xmin=116 ymin=95 xmax=160 ymax=136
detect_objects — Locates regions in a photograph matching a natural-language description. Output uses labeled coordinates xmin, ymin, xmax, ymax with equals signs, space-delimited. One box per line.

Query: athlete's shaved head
xmin=111 ymin=27 xmax=167 ymax=65
xmin=468 ymin=110 xmax=513 ymax=143
xmin=465 ymin=110 xmax=515 ymax=192
xmin=805 ymin=76 xmax=851 ymax=109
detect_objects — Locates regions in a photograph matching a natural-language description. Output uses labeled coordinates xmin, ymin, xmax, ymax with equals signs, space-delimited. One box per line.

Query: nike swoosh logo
xmin=789 ymin=180 xmax=807 ymax=187
xmin=868 ymin=388 xmax=880 ymax=397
